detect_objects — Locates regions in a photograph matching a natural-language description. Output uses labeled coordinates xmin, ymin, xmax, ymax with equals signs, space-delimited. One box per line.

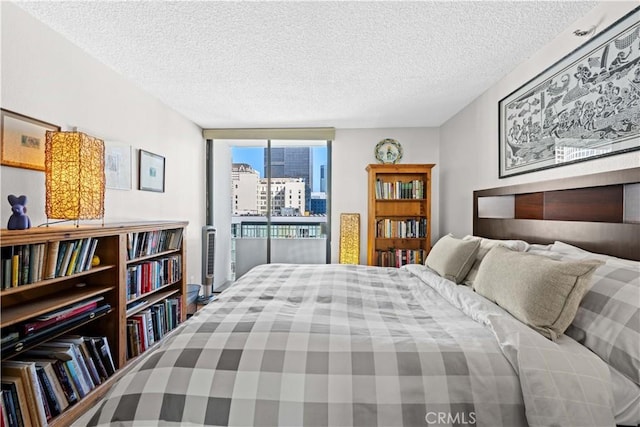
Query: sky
xmin=232 ymin=146 xmax=327 ymax=192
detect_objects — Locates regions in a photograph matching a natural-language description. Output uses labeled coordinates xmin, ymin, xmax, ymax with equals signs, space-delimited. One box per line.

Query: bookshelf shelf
xmin=367 ymin=164 xmax=435 ymax=267
xmin=1 ymin=285 xmax=115 ymax=328
xmin=0 ymin=265 xmax=115 ymax=297
xmin=126 ymin=287 xmax=180 ymax=317
xmin=128 ymin=248 xmax=180 ymax=264
xmin=0 ymin=221 xmax=187 ymax=426
xmin=375 ymin=198 xmax=426 ymax=202
xmin=1 ymin=307 xmax=113 ymax=359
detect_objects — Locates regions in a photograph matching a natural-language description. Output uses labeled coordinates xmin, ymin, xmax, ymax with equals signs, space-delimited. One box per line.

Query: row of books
xmin=376 ymin=249 xmax=427 ymax=267
xmin=126 ymin=297 xmax=182 ymax=359
xmin=375 ymin=179 xmax=425 ymax=200
xmin=126 ymin=255 xmax=182 ymax=301
xmin=1 ymin=238 xmax=98 ymax=289
xmin=126 ymin=228 xmax=183 ymax=260
xmin=0 ymin=335 xmax=116 ymax=427
xmin=376 ymin=218 xmax=428 ymax=238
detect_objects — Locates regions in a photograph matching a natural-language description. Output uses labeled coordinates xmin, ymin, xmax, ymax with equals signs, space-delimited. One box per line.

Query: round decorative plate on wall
xmin=375 ymin=138 xmax=403 ymax=164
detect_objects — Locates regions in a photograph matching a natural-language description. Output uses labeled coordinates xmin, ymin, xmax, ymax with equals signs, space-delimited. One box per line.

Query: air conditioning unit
xmin=201 ymin=226 xmax=215 ymax=300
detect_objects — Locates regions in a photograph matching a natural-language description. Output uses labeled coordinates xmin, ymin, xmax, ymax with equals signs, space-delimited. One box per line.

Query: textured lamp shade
xmin=339 ymin=213 xmax=360 ymax=264
xmin=45 ymin=131 xmax=105 ymax=221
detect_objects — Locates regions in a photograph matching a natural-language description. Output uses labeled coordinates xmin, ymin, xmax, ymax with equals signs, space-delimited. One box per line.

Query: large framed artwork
xmin=499 ymin=7 xmax=640 ymax=178
xmin=0 ymin=109 xmax=60 ymax=171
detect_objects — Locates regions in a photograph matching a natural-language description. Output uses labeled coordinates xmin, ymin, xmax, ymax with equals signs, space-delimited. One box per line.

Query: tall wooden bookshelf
xmin=366 ymin=164 xmax=434 ymax=267
xmin=0 ymin=221 xmax=187 ymax=426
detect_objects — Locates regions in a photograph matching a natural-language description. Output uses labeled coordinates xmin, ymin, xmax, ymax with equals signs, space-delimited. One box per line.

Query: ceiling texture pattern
xmin=15 ymin=1 xmax=598 ymax=129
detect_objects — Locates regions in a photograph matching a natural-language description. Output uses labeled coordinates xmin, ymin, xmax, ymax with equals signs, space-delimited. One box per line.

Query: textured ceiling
xmin=15 ymin=1 xmax=598 ymax=129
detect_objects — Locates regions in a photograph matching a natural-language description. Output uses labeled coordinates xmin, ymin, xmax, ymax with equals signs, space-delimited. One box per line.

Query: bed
xmin=78 ymin=168 xmax=639 ymax=427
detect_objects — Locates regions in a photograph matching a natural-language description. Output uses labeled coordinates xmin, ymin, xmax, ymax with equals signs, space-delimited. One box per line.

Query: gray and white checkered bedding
xmin=78 ymin=263 xmax=616 ymax=427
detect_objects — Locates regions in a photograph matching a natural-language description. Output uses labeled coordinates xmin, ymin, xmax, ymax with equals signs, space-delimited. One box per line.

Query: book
xmin=65 ymin=243 xmax=81 ymax=276
xmin=53 ymin=242 xmax=68 ymax=278
xmin=77 ymin=339 xmax=101 ymax=385
xmin=24 ymin=359 xmax=69 ymax=412
xmin=27 ymin=244 xmax=37 ymax=284
xmin=83 ymin=239 xmax=99 ymax=271
xmin=1 ymin=377 xmax=30 ymax=427
xmin=1 ymin=361 xmax=46 ymax=427
xmin=2 ymin=247 xmax=12 ymax=289
xmin=73 ymin=238 xmax=91 ymax=274
xmin=36 ymin=244 xmax=45 ymax=283
xmin=20 ymin=245 xmax=29 ymax=286
xmin=169 ymin=228 xmax=184 ymax=250
xmin=34 ymin=375 xmax=51 ymax=422
xmin=82 ymin=337 xmax=109 ymax=382
xmin=11 ymin=250 xmax=19 ymax=287
xmin=35 ymin=366 xmax=61 ymax=418
xmin=128 ymin=317 xmax=143 ymax=355
xmin=43 ymin=241 xmax=59 ymax=280
xmin=57 ymin=241 xmax=76 ymax=278
xmin=0 ymin=390 xmax=10 ymax=427
xmin=49 ymin=360 xmax=78 ymax=405
xmin=23 ymin=296 xmax=103 ymax=335
xmin=0 ymin=332 xmax=19 ymax=347
xmin=35 ymin=243 xmax=44 ymax=283
xmin=129 ymin=314 xmax=147 ymax=352
xmin=0 ymin=382 xmax=20 ymax=427
xmin=126 ymin=323 xmax=137 ymax=359
xmin=144 ymin=309 xmax=155 ymax=347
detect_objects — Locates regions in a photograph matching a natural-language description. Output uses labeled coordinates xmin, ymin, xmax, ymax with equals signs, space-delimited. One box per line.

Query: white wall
xmin=440 ymin=2 xmax=640 ymax=238
xmin=0 ymin=3 xmax=206 ymax=282
xmin=332 ymin=128 xmax=440 ymax=264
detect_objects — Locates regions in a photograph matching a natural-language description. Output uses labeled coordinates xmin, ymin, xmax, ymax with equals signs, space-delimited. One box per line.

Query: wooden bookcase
xmin=366 ymin=164 xmax=434 ymax=266
xmin=0 ymin=221 xmax=187 ymax=426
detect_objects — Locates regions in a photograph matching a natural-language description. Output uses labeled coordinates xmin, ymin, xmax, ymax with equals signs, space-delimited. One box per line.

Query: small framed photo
xmin=0 ymin=109 xmax=60 ymax=171
xmin=138 ymin=149 xmax=165 ymax=192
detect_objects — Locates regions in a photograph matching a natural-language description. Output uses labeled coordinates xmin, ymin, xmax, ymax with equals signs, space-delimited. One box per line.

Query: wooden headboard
xmin=473 ymin=168 xmax=640 ymax=261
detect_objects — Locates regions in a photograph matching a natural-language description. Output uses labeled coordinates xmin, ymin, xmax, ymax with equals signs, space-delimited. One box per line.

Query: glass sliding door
xmin=231 ymin=139 xmax=329 ymax=279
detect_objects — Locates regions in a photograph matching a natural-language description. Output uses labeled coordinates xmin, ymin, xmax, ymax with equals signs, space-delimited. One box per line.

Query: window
xmin=229 ymin=141 xmax=330 ymax=279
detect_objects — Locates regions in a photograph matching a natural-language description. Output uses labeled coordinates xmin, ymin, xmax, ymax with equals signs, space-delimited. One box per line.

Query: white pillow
xmin=461 ymin=235 xmax=530 ymax=286
xmin=550 ymin=241 xmax=639 ymax=268
xmin=474 ymin=246 xmax=603 ymax=340
xmin=527 ymin=243 xmax=552 ymax=251
xmin=425 ymin=234 xmax=480 ymax=284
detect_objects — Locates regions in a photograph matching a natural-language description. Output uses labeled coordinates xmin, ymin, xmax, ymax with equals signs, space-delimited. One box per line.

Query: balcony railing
xmin=231 ymin=217 xmax=327 ymax=279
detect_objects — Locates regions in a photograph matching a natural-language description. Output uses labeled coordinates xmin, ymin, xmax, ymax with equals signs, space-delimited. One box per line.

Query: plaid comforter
xmin=79 ymin=264 xmax=615 ymax=427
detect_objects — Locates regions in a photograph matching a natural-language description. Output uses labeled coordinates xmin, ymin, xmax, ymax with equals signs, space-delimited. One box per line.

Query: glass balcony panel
xmin=271 ymin=238 xmax=327 ymax=265
xmin=234 ymin=238 xmax=267 ymax=279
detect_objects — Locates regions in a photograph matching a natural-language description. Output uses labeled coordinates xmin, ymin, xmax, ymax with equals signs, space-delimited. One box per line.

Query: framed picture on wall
xmin=105 ymin=141 xmax=132 ymax=190
xmin=138 ymin=149 xmax=165 ymax=192
xmin=498 ymin=7 xmax=640 ymax=178
xmin=0 ymin=109 xmax=60 ymax=171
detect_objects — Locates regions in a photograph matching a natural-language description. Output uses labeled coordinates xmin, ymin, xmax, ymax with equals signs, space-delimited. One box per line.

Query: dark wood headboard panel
xmin=473 ymin=168 xmax=640 ymax=261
